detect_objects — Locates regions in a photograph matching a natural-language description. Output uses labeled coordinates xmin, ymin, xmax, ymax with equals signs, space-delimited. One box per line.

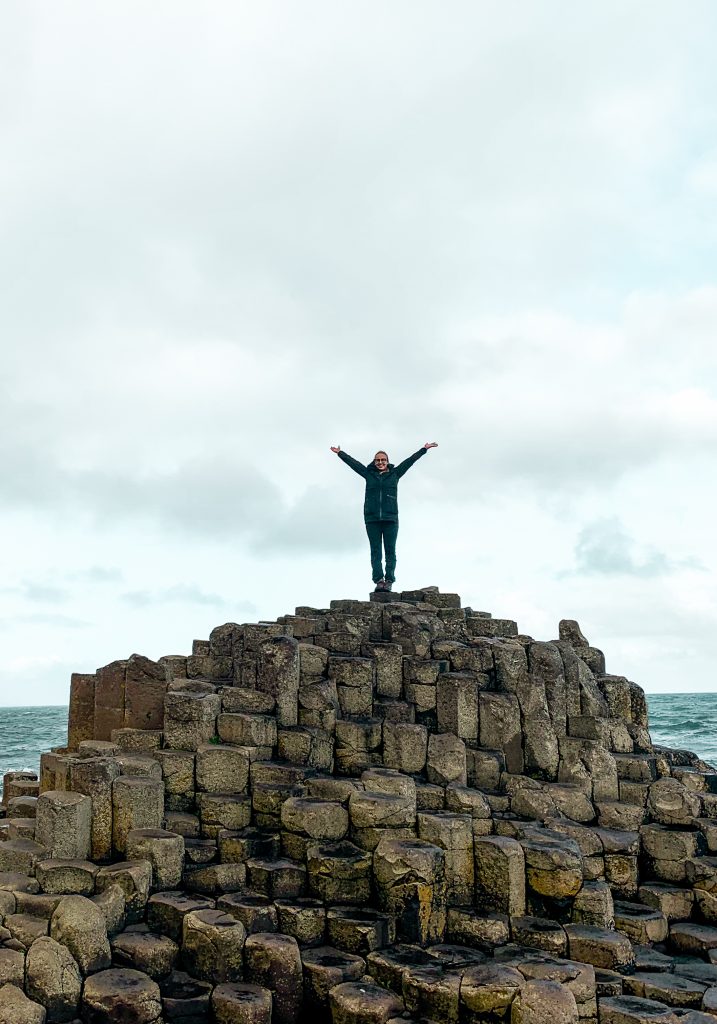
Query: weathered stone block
xmin=35 ymin=791 xmax=92 ymax=862
xmin=460 ymin=963 xmax=523 ymax=1024
xmin=244 ymin=932 xmax=303 ymax=1024
xmin=163 ymin=692 xmax=221 ymax=751
xmin=195 ymin=743 xmax=249 ymax=793
xmin=182 ymin=908 xmax=246 ymax=983
xmin=68 ymin=673 xmax=96 ymax=751
xmin=211 ymin=982 xmax=273 ymax=1024
xmin=417 ymin=811 xmax=474 ymax=906
xmin=426 ymin=732 xmax=467 ymax=787
xmin=112 ymin=777 xmax=164 ymax=855
xmin=146 ymin=891 xmax=215 ymax=942
xmin=96 ymin=860 xmax=152 ymax=924
xmin=382 ymin=723 xmax=428 ymax=774
xmin=565 ymin=923 xmax=635 ymax=971
xmin=302 ymin=946 xmax=366 ymax=1016
xmin=24 ymin=934 xmax=81 ymax=1020
xmin=0 ymin=986 xmax=47 ymax=1024
xmin=374 ymin=837 xmax=446 ymax=944
xmin=329 ymin=980 xmax=403 ymax=1024
xmin=50 ymin=895 xmax=111 ymax=975
xmin=474 ymin=835 xmax=526 ymax=917
xmin=479 ymin=692 xmax=523 ymax=774
xmin=257 ymin=636 xmax=300 ymax=727
xmin=80 ymin=967 xmax=162 ymax=1023
xmin=307 ymin=840 xmax=373 ymax=904
xmin=67 ymin=757 xmax=121 ymax=862
xmin=125 ymin=828 xmax=184 ymax=891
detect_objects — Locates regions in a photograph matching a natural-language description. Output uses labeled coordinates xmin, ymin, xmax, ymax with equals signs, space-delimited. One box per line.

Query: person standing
xmin=330 ymin=442 xmax=438 ymax=591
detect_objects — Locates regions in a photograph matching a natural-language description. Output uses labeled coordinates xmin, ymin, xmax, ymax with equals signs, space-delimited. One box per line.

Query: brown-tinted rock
xmin=211 ymin=982 xmax=273 ymax=1024
xmin=244 ymin=932 xmax=302 ymax=1024
xmin=80 ymin=967 xmax=162 ymax=1023
xmin=0 ymin=984 xmax=47 ymax=1024
xmin=329 ymin=981 xmax=403 ymax=1024
xmin=50 ymin=895 xmax=111 ymax=975
xmin=25 ymin=936 xmax=81 ymax=1021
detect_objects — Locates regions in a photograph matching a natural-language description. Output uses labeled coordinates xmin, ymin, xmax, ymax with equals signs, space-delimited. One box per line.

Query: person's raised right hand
xmin=330 ymin=446 xmax=341 ymax=454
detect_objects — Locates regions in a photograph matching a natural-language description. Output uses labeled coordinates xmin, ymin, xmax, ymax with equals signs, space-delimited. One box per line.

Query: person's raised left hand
xmin=423 ymin=442 xmax=438 ymax=449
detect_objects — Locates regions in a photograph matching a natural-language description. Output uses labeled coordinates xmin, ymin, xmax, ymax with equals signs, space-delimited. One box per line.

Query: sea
xmin=0 ymin=695 xmax=716 ymax=795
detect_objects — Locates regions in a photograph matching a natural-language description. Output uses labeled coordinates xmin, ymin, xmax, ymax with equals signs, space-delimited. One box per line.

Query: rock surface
xmin=2 ymin=586 xmax=717 ymax=1024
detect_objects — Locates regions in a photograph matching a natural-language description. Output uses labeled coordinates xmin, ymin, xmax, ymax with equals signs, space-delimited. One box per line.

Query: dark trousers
xmin=365 ymin=520 xmax=399 ymax=583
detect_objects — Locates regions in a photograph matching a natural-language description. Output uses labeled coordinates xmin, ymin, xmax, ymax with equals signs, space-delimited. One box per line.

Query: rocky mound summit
xmin=1 ymin=586 xmax=717 ymax=1024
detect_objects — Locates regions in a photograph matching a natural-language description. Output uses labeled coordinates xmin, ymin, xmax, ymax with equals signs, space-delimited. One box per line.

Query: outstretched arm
xmin=395 ymin=441 xmax=438 ymax=478
xmin=330 ymin=445 xmax=368 ymax=479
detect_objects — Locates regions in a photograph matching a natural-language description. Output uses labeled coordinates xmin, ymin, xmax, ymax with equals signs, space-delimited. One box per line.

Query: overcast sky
xmin=2 ymin=1 xmax=717 ymax=705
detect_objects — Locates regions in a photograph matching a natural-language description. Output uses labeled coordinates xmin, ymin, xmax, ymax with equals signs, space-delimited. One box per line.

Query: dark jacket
xmin=338 ymin=448 xmax=426 ymax=523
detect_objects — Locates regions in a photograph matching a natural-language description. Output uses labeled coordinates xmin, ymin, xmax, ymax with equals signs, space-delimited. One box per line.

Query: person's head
xmin=373 ymin=450 xmax=389 ymax=472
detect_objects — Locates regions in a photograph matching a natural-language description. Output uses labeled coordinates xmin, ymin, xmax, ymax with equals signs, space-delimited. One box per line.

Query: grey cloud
xmin=0 ymin=582 xmax=70 ymax=604
xmin=15 ymin=613 xmax=89 ymax=629
xmin=68 ymin=566 xmax=124 ymax=584
xmin=254 ymin=486 xmax=363 ymax=554
xmin=569 ymin=518 xmax=700 ymax=578
xmin=121 ymin=584 xmax=231 ymax=609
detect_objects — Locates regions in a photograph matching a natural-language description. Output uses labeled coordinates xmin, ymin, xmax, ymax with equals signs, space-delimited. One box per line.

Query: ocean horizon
xmin=1 ymin=693 xmax=715 ymax=794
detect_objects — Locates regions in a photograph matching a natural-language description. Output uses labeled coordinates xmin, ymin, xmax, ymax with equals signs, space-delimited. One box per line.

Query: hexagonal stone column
xmin=126 ymin=828 xmax=184 ymax=890
xmin=373 ymin=837 xmax=446 ymax=944
xmin=25 ymin=934 xmax=82 ymax=1020
xmin=473 ymin=835 xmax=526 ymax=917
xmin=112 ymin=777 xmax=164 ymax=855
xmin=35 ymin=791 xmax=92 ymax=861
xmin=81 ymin=968 xmax=162 ymax=1023
xmin=50 ymin=895 xmax=111 ymax=975
xmin=163 ymin=691 xmax=221 ymax=751
xmin=211 ymin=982 xmax=273 ymax=1024
xmin=329 ymin=981 xmax=403 ymax=1024
xmin=244 ymin=932 xmax=302 ymax=1024
xmin=181 ymin=909 xmax=246 ymax=984
xmin=307 ymin=841 xmax=373 ymax=905
xmin=67 ymin=756 xmax=120 ymax=862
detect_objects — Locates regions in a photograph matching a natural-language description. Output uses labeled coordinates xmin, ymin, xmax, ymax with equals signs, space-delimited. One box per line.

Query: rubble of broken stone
xmin=1 ymin=587 xmax=717 ymax=1024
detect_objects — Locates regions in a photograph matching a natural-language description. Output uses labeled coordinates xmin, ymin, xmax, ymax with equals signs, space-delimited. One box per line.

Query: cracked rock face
xmin=3 ymin=588 xmax=717 ymax=1024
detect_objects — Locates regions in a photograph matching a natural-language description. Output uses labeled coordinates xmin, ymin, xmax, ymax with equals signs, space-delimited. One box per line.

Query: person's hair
xmin=374 ymin=451 xmax=389 ymax=462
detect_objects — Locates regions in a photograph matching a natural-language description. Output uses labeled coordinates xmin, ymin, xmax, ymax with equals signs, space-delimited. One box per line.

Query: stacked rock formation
xmin=1 ymin=586 xmax=717 ymax=1024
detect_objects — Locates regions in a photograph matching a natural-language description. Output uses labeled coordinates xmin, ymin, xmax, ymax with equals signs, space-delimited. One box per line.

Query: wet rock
xmin=34 ymin=792 xmax=92 ymax=861
xmin=125 ymin=829 xmax=184 ymax=891
xmin=211 ymin=982 xmax=273 ymax=1024
xmin=510 ymin=978 xmax=578 ymax=1024
xmin=181 ymin=908 xmax=246 ymax=983
xmin=374 ymin=838 xmax=446 ymax=944
xmin=49 ymin=895 xmax=111 ymax=975
xmin=302 ymin=946 xmax=366 ymax=1016
xmin=25 ymin=936 xmax=81 ymax=1022
xmin=80 ymin=967 xmax=162 ymax=1023
xmin=0 ymin=947 xmax=25 ymax=987
xmin=329 ymin=981 xmax=403 ymax=1024
xmin=111 ymin=927 xmax=179 ymax=979
xmin=599 ymin=995 xmax=679 ymax=1024
xmin=460 ymin=962 xmax=524 ymax=1023
xmin=244 ymin=932 xmax=302 ymax=1024
xmin=0 ymin=984 xmax=47 ymax=1024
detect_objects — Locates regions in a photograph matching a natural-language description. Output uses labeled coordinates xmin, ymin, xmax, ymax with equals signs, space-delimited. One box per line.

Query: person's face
xmin=374 ymin=452 xmax=389 ymax=473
